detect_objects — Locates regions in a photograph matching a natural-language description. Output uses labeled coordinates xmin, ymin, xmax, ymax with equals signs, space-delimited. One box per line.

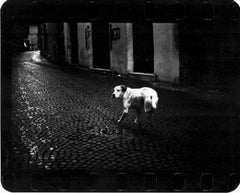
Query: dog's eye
xmin=117 ymin=89 xmax=120 ymax=92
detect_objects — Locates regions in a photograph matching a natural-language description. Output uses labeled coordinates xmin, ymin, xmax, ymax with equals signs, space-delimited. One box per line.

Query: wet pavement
xmin=7 ymin=51 xmax=239 ymax=172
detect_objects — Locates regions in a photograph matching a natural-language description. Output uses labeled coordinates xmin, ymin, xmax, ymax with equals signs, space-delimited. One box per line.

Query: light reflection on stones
xmin=11 ymin=53 xmax=143 ymax=171
xmin=12 ymin=65 xmax=57 ymax=170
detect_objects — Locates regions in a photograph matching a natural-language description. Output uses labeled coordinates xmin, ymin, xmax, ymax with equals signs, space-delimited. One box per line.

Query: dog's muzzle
xmin=111 ymin=94 xmax=116 ymax=98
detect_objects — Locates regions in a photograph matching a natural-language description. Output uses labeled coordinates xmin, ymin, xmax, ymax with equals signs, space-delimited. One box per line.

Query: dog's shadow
xmin=119 ymin=119 xmax=155 ymax=139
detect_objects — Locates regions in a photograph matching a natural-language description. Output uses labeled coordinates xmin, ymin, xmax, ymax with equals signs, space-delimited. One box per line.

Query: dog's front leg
xmin=118 ymin=108 xmax=128 ymax=123
xmin=134 ymin=109 xmax=141 ymax=124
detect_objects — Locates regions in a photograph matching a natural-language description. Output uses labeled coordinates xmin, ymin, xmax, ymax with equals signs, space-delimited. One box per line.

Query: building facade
xmin=28 ymin=25 xmax=39 ymax=50
xmin=39 ymin=23 xmax=65 ymax=62
xmin=60 ymin=22 xmax=180 ymax=84
xmin=39 ymin=22 xmax=240 ymax=91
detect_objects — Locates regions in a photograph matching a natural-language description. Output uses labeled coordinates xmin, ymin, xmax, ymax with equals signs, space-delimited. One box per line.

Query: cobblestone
xmin=8 ymin=51 xmax=239 ymax=172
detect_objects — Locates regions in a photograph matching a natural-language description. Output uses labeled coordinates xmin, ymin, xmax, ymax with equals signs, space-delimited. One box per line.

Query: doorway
xmin=92 ymin=22 xmax=110 ymax=69
xmin=133 ymin=23 xmax=154 ymax=73
xmin=69 ymin=22 xmax=78 ymax=64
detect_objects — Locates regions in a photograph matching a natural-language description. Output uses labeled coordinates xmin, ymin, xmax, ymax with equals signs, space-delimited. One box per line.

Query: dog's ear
xmin=121 ymin=85 xmax=127 ymax=92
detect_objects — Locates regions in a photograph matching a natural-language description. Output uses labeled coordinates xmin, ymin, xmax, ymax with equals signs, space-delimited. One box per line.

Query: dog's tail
xmin=144 ymin=94 xmax=158 ymax=112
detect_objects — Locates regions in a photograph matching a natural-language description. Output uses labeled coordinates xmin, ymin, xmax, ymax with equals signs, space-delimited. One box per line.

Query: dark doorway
xmin=43 ymin=24 xmax=48 ymax=53
xmin=92 ymin=23 xmax=110 ymax=69
xmin=55 ymin=23 xmax=65 ymax=62
xmin=133 ymin=23 xmax=154 ymax=73
xmin=70 ymin=22 xmax=78 ymax=64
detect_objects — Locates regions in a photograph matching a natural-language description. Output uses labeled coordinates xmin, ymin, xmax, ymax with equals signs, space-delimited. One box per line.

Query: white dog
xmin=111 ymin=85 xmax=158 ymax=124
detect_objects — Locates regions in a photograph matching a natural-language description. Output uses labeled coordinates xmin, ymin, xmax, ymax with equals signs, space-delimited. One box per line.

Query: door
xmin=70 ymin=22 xmax=78 ymax=64
xmin=133 ymin=23 xmax=154 ymax=73
xmin=92 ymin=22 xmax=110 ymax=69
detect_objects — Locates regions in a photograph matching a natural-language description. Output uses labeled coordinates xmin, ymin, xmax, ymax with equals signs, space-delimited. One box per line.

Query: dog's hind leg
xmin=144 ymin=97 xmax=152 ymax=113
xmin=147 ymin=110 xmax=154 ymax=123
xmin=134 ymin=110 xmax=141 ymax=124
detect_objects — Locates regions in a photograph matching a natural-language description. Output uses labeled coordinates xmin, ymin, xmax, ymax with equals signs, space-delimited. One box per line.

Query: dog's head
xmin=111 ymin=85 xmax=127 ymax=99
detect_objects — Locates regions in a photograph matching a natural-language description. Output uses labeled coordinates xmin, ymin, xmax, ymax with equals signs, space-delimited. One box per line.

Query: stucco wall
xmin=126 ymin=23 xmax=134 ymax=73
xmin=63 ymin=23 xmax=72 ymax=64
xmin=110 ymin=23 xmax=128 ymax=74
xmin=77 ymin=23 xmax=93 ymax=68
xmin=153 ymin=23 xmax=180 ymax=83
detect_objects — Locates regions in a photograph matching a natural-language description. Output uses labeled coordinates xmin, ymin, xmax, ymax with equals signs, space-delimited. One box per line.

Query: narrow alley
xmin=9 ymin=51 xmax=237 ymax=173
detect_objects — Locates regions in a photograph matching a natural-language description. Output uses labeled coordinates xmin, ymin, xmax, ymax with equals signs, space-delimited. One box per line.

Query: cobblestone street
xmin=8 ymin=51 xmax=238 ymax=172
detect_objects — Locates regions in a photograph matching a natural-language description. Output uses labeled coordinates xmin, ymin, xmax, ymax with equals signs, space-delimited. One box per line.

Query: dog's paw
xmin=117 ymin=119 xmax=121 ymax=123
